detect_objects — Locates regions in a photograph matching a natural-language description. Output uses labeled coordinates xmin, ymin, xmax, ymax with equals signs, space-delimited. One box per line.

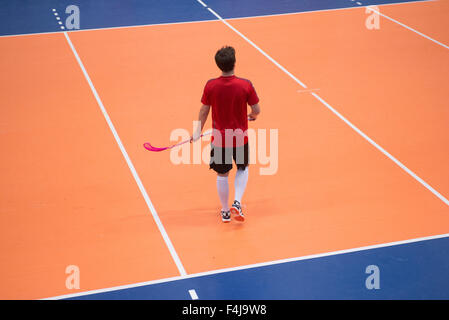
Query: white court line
xmin=366 ymin=6 xmax=449 ymax=50
xmin=311 ymin=93 xmax=449 ymax=206
xmin=0 ymin=18 xmax=217 ymax=38
xmin=0 ymin=0 xmax=437 ymax=39
xmin=297 ymin=88 xmax=320 ymax=93
xmin=225 ymin=0 xmax=437 ymax=23
xmin=205 ymin=7 xmax=307 ymax=89
xmin=205 ymin=5 xmax=449 ymax=206
xmin=63 ymin=31 xmax=187 ymax=277
xmin=189 ymin=289 xmax=199 ymax=300
xmin=196 ymin=0 xmax=208 ymax=8
xmin=44 ymin=232 xmax=449 ymax=299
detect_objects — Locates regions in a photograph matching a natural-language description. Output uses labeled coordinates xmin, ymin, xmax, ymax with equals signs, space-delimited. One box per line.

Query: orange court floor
xmin=0 ymin=0 xmax=448 ymax=300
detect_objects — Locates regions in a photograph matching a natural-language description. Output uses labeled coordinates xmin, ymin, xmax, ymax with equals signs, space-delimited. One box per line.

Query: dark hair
xmin=215 ymin=46 xmax=235 ymax=72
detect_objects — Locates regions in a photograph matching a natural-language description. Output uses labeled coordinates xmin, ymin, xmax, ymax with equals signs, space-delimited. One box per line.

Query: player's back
xmin=202 ymin=75 xmax=258 ymax=132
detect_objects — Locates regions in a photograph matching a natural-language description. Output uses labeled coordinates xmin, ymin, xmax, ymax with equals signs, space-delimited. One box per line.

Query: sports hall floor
xmin=0 ymin=0 xmax=448 ymax=299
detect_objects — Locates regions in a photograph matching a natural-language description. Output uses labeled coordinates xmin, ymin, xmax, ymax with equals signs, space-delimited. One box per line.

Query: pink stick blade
xmin=143 ymin=142 xmax=169 ymax=152
xmin=143 ymin=132 xmax=210 ymax=153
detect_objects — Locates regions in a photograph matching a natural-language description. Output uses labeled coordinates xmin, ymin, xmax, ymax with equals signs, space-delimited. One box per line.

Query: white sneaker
xmin=230 ymin=200 xmax=245 ymax=222
xmin=221 ymin=210 xmax=231 ymax=223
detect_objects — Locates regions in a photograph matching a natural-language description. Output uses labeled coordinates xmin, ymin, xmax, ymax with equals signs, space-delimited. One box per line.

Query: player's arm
xmin=248 ymin=103 xmax=260 ymax=121
xmin=191 ymin=104 xmax=211 ymax=142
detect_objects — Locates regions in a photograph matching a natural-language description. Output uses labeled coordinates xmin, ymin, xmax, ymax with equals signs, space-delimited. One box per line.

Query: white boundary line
xmin=63 ymin=31 xmax=187 ymax=277
xmin=0 ymin=0 xmax=437 ymax=39
xmin=205 ymin=5 xmax=449 ymax=205
xmin=311 ymin=93 xmax=449 ymax=206
xmin=188 ymin=289 xmax=199 ymax=300
xmin=44 ymin=232 xmax=449 ymax=299
xmin=196 ymin=0 xmax=208 ymax=8
xmin=0 ymin=18 xmax=217 ymax=39
xmin=206 ymin=7 xmax=308 ymax=89
xmin=225 ymin=0 xmax=438 ymax=22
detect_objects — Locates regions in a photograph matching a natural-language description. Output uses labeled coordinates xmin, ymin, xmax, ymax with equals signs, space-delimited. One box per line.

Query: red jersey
xmin=201 ymin=75 xmax=259 ymax=148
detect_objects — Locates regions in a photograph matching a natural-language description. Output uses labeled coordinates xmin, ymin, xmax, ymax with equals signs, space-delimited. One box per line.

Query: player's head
xmin=215 ymin=46 xmax=236 ymax=73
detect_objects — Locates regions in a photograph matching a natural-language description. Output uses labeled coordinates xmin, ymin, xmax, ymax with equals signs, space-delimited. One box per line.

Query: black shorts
xmin=209 ymin=143 xmax=249 ymax=174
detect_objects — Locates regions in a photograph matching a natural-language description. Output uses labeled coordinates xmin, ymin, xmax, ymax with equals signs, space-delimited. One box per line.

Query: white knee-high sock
xmin=234 ymin=167 xmax=249 ymax=203
xmin=216 ymin=175 xmax=229 ymax=211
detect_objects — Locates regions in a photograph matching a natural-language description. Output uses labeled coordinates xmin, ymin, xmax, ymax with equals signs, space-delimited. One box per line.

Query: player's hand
xmin=248 ymin=114 xmax=257 ymax=121
xmin=190 ymin=132 xmax=201 ymax=143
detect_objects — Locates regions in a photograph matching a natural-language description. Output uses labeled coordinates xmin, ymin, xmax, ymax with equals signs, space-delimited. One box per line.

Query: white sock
xmin=216 ymin=175 xmax=229 ymax=211
xmin=234 ymin=167 xmax=249 ymax=203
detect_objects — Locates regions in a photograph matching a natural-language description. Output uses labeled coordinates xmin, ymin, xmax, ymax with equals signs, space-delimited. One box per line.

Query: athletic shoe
xmin=221 ymin=210 xmax=231 ymax=223
xmin=230 ymin=200 xmax=245 ymax=221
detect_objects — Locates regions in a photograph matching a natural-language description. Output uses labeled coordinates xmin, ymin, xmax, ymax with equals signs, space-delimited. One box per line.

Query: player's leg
xmin=231 ymin=143 xmax=249 ymax=221
xmin=210 ymin=145 xmax=233 ymax=222
xmin=216 ymin=172 xmax=231 ymax=222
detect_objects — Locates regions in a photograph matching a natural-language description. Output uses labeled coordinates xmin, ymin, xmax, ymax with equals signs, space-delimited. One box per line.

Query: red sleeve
xmin=201 ymin=81 xmax=211 ymax=105
xmin=247 ymin=81 xmax=259 ymax=106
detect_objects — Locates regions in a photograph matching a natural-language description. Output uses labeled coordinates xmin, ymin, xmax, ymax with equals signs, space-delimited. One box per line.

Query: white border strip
xmin=63 ymin=31 xmax=187 ymax=276
xmin=206 ymin=6 xmax=449 ymax=206
xmin=44 ymin=232 xmax=449 ymax=299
